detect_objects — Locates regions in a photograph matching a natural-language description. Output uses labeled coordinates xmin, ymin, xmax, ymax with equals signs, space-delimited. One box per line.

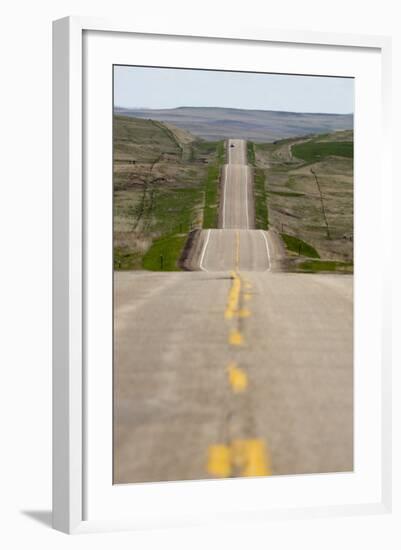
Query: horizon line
xmin=114 ymin=105 xmax=354 ymax=116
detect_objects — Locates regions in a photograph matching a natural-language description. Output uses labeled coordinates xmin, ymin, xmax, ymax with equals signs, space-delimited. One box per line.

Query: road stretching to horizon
xmin=114 ymin=139 xmax=353 ymax=483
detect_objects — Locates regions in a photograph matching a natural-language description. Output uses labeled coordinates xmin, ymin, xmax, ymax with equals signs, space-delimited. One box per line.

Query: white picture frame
xmin=52 ymin=16 xmax=392 ymax=534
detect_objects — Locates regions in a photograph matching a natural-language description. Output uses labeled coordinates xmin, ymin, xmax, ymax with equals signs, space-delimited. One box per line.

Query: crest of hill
xmin=115 ymin=106 xmax=353 ymax=142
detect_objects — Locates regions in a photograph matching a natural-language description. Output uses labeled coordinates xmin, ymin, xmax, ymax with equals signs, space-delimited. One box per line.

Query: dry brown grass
xmin=113 ymin=115 xmax=220 ymax=269
xmin=255 ymin=131 xmax=353 ymax=264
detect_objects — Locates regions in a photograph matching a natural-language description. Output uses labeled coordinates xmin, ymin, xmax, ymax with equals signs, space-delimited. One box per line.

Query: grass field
xmin=292 ymin=141 xmax=353 ymax=163
xmin=247 ymin=141 xmax=256 ymax=166
xmin=114 ymin=115 xmax=353 ymax=274
xmin=298 ymin=259 xmax=353 ymax=273
xmin=281 ymin=233 xmax=320 ymax=258
xmin=254 ymin=129 xmax=353 ymax=272
xmin=253 ymin=168 xmax=269 ymax=230
xmin=142 ymin=234 xmax=189 ymax=271
xmin=203 ymin=141 xmax=225 ymax=229
xmin=246 ymin=142 xmax=268 ymax=230
xmin=203 ymin=164 xmax=221 ymax=229
xmin=113 ymin=115 xmax=223 ymax=270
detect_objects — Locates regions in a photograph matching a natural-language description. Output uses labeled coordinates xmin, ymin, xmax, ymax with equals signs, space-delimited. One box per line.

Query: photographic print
xmin=113 ymin=66 xmax=353 ymax=484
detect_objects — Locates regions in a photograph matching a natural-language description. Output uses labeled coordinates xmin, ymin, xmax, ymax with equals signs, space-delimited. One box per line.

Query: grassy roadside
xmin=247 ymin=141 xmax=256 ymax=166
xmin=281 ymin=233 xmax=320 ymax=258
xmin=203 ymin=164 xmax=221 ymax=229
xmin=298 ymin=259 xmax=353 ymax=273
xmin=254 ymin=168 xmax=269 ymax=230
xmin=203 ymin=140 xmax=225 ymax=229
xmin=143 ymin=139 xmax=224 ymax=269
xmin=247 ymin=141 xmax=268 ymax=230
xmin=216 ymin=140 xmax=225 ymax=163
xmin=142 ymin=234 xmax=188 ymax=271
xmin=143 ymin=140 xmax=224 ymax=270
xmin=114 ymin=248 xmax=142 ymax=270
xmin=137 ymin=186 xmax=203 ymax=271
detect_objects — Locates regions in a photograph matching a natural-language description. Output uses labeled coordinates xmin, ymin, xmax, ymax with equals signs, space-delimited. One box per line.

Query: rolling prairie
xmin=113 ymin=115 xmax=223 ymax=270
xmin=114 ymin=113 xmax=353 ymax=273
xmin=251 ymin=129 xmax=353 ymax=272
xmin=115 ymin=106 xmax=353 ymax=142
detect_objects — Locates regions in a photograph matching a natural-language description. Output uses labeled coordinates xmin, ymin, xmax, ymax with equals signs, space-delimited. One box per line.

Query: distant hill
xmin=114 ymin=106 xmax=353 ymax=143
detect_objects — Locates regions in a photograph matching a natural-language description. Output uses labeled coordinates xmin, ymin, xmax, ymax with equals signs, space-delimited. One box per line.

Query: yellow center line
xmin=231 ymin=439 xmax=272 ymax=477
xmin=207 ymin=439 xmax=272 ymax=478
xmin=225 ymin=271 xmax=249 ymax=343
xmin=237 ymin=308 xmax=251 ymax=318
xmin=227 ymin=361 xmax=248 ymax=393
xmin=224 ymin=234 xmax=252 ymax=325
xmin=208 ymin=146 xmax=272 ymax=481
xmin=207 ymin=444 xmax=231 ymax=478
xmin=229 ymin=329 xmax=243 ymax=346
xmin=224 ymin=271 xmax=241 ymax=320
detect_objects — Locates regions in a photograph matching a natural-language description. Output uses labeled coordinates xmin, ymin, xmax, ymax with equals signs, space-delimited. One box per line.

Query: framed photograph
xmin=53 ymin=17 xmax=392 ymax=534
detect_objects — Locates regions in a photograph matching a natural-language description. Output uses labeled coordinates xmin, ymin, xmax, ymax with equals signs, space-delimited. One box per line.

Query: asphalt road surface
xmin=222 ymin=139 xmax=253 ymax=229
xmin=114 ymin=139 xmax=353 ymax=483
xmin=199 ymin=229 xmax=271 ymax=272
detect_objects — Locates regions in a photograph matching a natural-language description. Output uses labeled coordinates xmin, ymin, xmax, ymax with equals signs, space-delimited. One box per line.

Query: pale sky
xmin=114 ymin=65 xmax=354 ymax=114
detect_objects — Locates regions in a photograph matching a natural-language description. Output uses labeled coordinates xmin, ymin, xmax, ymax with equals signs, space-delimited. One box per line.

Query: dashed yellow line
xmin=207 ymin=154 xmax=273 ymax=481
xmin=237 ymin=308 xmax=251 ymax=318
xmin=208 ymin=439 xmax=271 ymax=478
xmin=207 ymin=444 xmax=231 ymax=478
xmin=229 ymin=329 xmax=243 ymax=346
xmin=231 ymin=439 xmax=272 ymax=476
xmin=227 ymin=361 xmax=248 ymax=393
xmin=224 ymin=272 xmax=251 ymax=325
xmin=224 ymin=271 xmax=241 ymax=320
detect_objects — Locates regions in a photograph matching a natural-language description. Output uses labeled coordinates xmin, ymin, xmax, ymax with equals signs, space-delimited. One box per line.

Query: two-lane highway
xmin=114 ymin=138 xmax=353 ymax=484
xmin=199 ymin=138 xmax=269 ymax=272
xmin=227 ymin=137 xmax=247 ymax=164
xmin=221 ymin=139 xmax=253 ymax=229
xmin=200 ymin=229 xmax=270 ymax=272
